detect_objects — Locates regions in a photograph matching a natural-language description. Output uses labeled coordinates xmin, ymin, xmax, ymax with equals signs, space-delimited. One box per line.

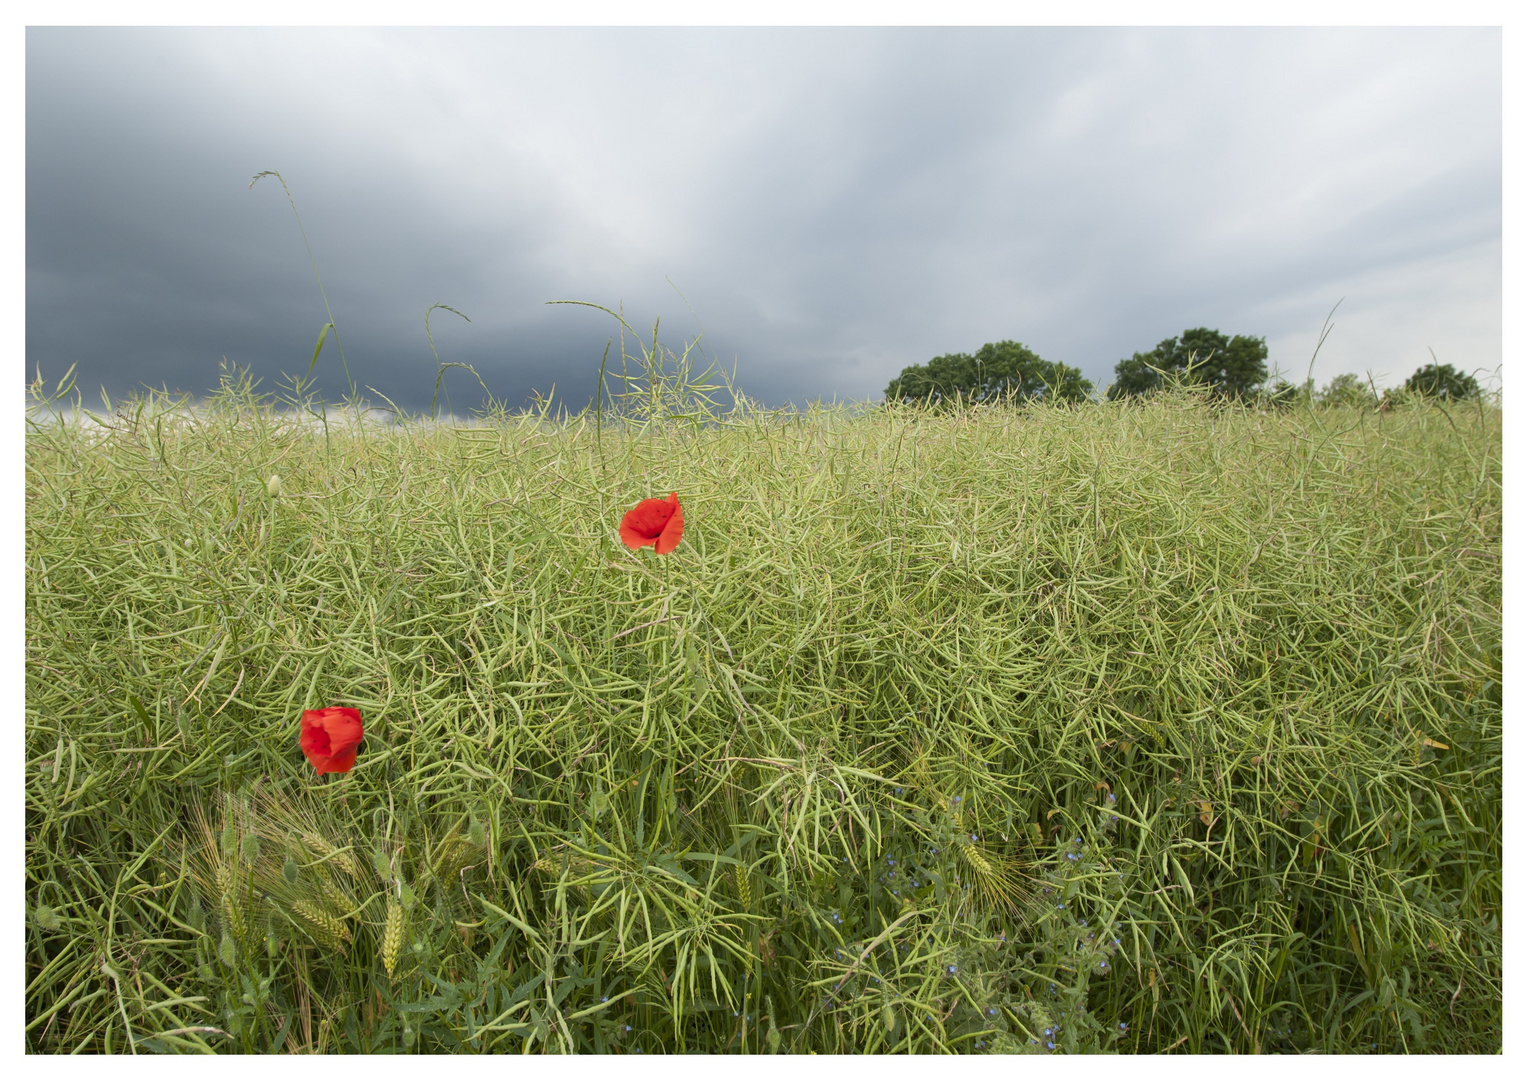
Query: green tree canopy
xmin=1106 ymin=327 xmax=1269 ymax=401
xmin=885 ymin=340 xmax=1093 ymax=407
xmin=1318 ymin=373 xmax=1379 ymax=408
xmin=1402 ymin=362 xmax=1479 ymax=401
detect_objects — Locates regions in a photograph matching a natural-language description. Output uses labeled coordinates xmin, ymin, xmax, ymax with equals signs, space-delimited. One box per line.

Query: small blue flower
xmin=1043 ymin=1027 xmax=1054 ymax=1036
xmin=1047 ymin=1040 xmax=1056 ymax=1050
xmin=1073 ymin=837 xmax=1081 ymax=844
xmin=954 ymin=796 xmax=962 ymax=804
xmin=986 ymin=1007 xmax=998 ymax=1017
xmin=623 ymin=1025 xmax=632 ymax=1032
xmin=601 ymin=997 xmax=608 ymax=1002
xmin=887 ymin=857 xmax=895 ymax=866
xmin=970 ymin=834 xmax=978 ymax=842
xmin=945 ymin=964 xmax=957 ymax=975
xmin=1118 ymin=1023 xmax=1128 ymax=1031
xmin=1066 ymin=853 xmax=1079 ymax=861
xmin=1107 ymin=792 xmax=1116 ymax=803
xmin=975 ymin=1040 xmax=985 ymax=1049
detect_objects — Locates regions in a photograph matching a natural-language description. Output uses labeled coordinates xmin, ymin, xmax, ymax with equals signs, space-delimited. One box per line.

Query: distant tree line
xmin=886 ymin=328 xmax=1482 ymax=409
xmin=884 ymin=341 xmax=1093 ymax=406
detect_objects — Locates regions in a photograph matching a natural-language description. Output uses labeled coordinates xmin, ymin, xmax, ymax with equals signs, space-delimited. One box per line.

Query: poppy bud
xmin=882 ymin=1002 xmax=896 ymax=1032
xmin=189 ymin=899 xmax=206 ymax=932
xmin=267 ymin=473 xmax=281 ymax=497
xmin=402 ymin=1024 xmax=415 ymax=1048
xmin=371 ymin=849 xmax=392 ymax=879
xmin=240 ymin=833 xmax=261 ymax=863
xmin=282 ymin=857 xmax=299 ymax=884
xmin=768 ymin=1021 xmax=781 ymax=1053
xmin=219 ymin=932 xmax=237 ymax=966
xmin=220 ymin=821 xmax=237 ymax=858
xmin=400 ymin=882 xmax=417 ymax=911
xmin=468 ymin=819 xmax=486 ymax=848
xmin=36 ymin=904 xmax=60 ymax=932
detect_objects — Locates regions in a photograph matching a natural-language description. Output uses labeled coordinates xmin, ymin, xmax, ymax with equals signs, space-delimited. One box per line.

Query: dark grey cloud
xmin=27 ymin=26 xmax=1501 ymax=412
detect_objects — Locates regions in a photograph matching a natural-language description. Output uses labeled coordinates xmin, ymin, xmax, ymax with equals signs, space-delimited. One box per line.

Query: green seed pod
xmin=282 ymin=858 xmax=299 ymax=884
xmin=371 ymin=849 xmax=392 ymax=879
xmin=468 ymin=819 xmax=486 ymax=848
xmin=402 ymin=1024 xmax=415 ymax=1048
xmin=220 ymin=821 xmax=237 ymax=858
xmin=219 ymin=932 xmax=237 ymax=967
xmin=240 ymin=833 xmax=261 ymax=863
xmin=36 ymin=904 xmax=60 ymax=932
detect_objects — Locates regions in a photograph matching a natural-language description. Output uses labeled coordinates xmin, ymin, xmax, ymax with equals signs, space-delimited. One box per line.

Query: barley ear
xmin=216 ymin=862 xmax=246 ymax=944
xmin=292 ymin=899 xmax=351 ymax=949
xmin=734 ymin=864 xmax=752 ymax=910
xmin=382 ymin=899 xmax=405 ymax=977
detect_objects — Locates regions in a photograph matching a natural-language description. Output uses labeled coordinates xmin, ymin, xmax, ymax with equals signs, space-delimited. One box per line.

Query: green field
xmin=25 ymin=364 xmax=1501 ymax=1054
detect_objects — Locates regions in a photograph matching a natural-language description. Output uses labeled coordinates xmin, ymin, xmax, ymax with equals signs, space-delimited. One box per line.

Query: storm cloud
xmin=26 ymin=26 xmax=1501 ymax=412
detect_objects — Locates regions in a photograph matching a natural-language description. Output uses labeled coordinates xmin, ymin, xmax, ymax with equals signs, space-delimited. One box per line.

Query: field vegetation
xmin=24 ymin=337 xmax=1501 ymax=1054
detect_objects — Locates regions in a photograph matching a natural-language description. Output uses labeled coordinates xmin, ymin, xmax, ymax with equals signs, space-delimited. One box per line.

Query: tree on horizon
xmin=1106 ymin=327 xmax=1268 ymax=401
xmin=885 ymin=340 xmax=1093 ymax=407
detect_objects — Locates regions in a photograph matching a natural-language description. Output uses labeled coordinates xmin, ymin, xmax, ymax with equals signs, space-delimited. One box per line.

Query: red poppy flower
xmin=619 ymin=492 xmax=684 ymax=554
xmin=299 ymin=707 xmax=364 ymax=776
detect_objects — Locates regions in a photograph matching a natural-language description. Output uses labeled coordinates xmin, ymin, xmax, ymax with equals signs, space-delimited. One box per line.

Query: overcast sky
xmin=25 ymin=26 xmax=1501 ymax=412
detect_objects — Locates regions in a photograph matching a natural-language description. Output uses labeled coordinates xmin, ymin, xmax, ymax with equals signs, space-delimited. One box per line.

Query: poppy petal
xmin=300 ymin=707 xmax=364 ymax=776
xmin=322 ymin=745 xmax=359 ymax=775
xmin=619 ymin=493 xmax=680 ymax=550
xmin=654 ymin=496 xmax=684 ymax=554
xmin=619 ymin=521 xmax=656 ymax=549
